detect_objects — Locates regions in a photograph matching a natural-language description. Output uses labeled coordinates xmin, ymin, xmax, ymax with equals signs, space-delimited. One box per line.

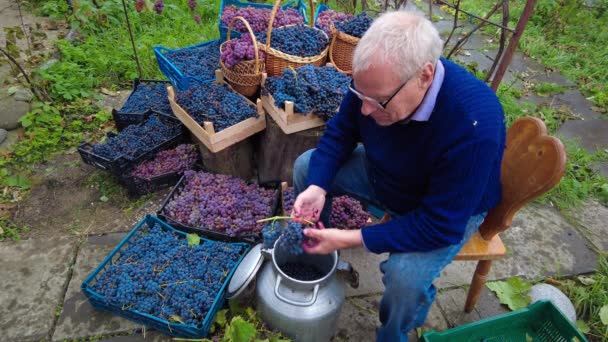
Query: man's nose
xmin=360 ymin=101 xmax=377 ymax=116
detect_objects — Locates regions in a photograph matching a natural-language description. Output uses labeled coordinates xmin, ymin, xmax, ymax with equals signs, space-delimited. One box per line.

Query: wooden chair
xmin=381 ymin=117 xmax=567 ymax=312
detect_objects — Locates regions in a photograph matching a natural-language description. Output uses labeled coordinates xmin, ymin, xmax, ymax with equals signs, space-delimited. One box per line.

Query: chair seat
xmin=455 ymin=232 xmax=506 ymax=261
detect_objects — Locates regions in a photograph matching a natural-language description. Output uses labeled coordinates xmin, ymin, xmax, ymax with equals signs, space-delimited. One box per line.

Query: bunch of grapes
xmin=280 ymin=262 xmax=325 ymax=281
xmin=162 ymin=40 xmax=221 ymax=83
xmin=91 ymin=222 xmax=246 ymax=326
xmin=187 ymin=0 xmax=196 ymax=11
xmin=335 ymin=12 xmax=373 ymax=38
xmin=262 ymin=222 xmax=282 ymax=249
xmin=257 ymin=24 xmax=328 ymax=57
xmin=135 ymin=0 xmax=144 ymax=12
xmin=282 ymin=186 xmax=295 ymax=214
xmin=91 ymin=114 xmax=181 ymax=160
xmin=330 ymin=195 xmax=370 ymax=229
xmin=162 ymin=171 xmax=278 ymax=237
xmin=276 ymin=219 xmax=306 ymax=255
xmin=315 ymin=9 xmax=354 ymax=36
xmin=220 ymin=6 xmax=304 ymax=33
xmin=154 ymin=0 xmax=164 ymax=14
xmin=118 ymin=82 xmax=172 ymax=115
xmin=129 ymin=144 xmax=198 ymax=180
xmin=221 ymin=34 xmax=265 ymax=68
xmin=175 ymin=82 xmax=258 ymax=132
xmin=264 ymin=64 xmax=351 ymax=119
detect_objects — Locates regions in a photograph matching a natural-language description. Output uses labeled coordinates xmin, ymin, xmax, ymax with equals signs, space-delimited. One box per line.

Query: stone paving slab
xmin=435 ymin=287 xmax=508 ymax=329
xmin=559 ymin=118 xmax=608 ymax=152
xmin=338 ymin=247 xmax=387 ymax=297
xmin=436 ymin=204 xmax=598 ymax=289
xmin=52 ymin=233 xmax=139 ymax=341
xmin=566 ymin=200 xmax=608 ymax=253
xmin=553 ymin=90 xmax=603 ymax=120
xmin=0 ymin=236 xmax=77 ymax=342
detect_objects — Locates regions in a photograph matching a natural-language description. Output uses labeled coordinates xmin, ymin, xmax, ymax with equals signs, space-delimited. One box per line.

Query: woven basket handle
xmin=266 ymin=0 xmax=315 ymax=49
xmin=227 ymin=16 xmax=261 ymax=74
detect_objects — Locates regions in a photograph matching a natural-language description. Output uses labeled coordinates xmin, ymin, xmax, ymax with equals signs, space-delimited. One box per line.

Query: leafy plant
xmin=533 ymin=82 xmax=568 ymax=97
xmin=486 ymin=276 xmax=533 ymax=311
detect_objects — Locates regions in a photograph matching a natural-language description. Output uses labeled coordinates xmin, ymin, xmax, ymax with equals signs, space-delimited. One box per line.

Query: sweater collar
xmin=406 ymin=59 xmax=445 ymax=123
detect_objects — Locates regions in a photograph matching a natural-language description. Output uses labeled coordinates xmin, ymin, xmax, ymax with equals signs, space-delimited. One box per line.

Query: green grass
xmin=558 ymin=254 xmax=608 ymax=341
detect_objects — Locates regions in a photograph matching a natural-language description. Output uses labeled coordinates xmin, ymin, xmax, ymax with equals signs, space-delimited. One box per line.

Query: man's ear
xmin=419 ymin=62 xmax=435 ymax=89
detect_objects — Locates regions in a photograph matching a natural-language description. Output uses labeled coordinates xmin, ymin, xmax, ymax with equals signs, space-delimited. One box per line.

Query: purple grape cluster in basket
xmin=264 ymin=64 xmax=351 ymax=119
xmin=315 ymin=9 xmax=354 ymax=36
xmin=91 ymin=222 xmax=246 ymax=326
xmin=119 ymin=82 xmax=172 ymax=115
xmin=282 ymin=186 xmax=295 ymax=214
xmin=162 ymin=171 xmax=278 ymax=237
xmin=130 ymin=144 xmax=198 ymax=180
xmin=175 ymin=82 xmax=258 ymax=132
xmin=220 ymin=5 xmax=304 ymax=33
xmin=330 ymin=195 xmax=371 ymax=230
xmin=91 ymin=114 xmax=181 ymax=160
xmin=221 ymin=34 xmax=265 ymax=69
xmin=258 ymin=24 xmax=328 ymax=57
xmin=163 ymin=40 xmax=221 ymax=81
xmin=335 ymin=12 xmax=373 ymax=38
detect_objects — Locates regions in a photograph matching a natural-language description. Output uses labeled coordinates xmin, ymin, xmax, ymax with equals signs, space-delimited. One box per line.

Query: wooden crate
xmin=261 ymin=73 xmax=326 ymax=135
xmin=167 ymin=70 xmax=266 ymax=153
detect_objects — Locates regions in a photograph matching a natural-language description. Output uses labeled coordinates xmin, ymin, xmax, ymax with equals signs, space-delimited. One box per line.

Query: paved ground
xmin=0 ymin=1 xmax=607 ymax=341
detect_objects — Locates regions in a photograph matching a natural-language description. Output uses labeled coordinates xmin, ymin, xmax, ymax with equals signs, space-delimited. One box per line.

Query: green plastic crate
xmin=422 ymin=300 xmax=588 ymax=342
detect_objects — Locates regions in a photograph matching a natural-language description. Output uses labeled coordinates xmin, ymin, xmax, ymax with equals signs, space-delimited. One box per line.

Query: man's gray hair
xmin=352 ymin=10 xmax=444 ymax=81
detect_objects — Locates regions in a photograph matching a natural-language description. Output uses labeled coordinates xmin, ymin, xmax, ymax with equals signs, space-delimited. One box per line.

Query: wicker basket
xmin=261 ymin=0 xmax=329 ymax=77
xmin=328 ymin=24 xmax=359 ymax=75
xmin=220 ymin=16 xmax=265 ymax=98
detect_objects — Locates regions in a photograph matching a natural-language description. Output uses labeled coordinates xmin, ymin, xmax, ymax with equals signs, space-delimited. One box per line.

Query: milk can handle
xmin=274 ymin=275 xmax=319 ymax=307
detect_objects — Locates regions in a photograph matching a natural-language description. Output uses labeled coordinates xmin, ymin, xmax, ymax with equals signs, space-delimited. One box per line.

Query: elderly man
xmin=292 ymin=10 xmax=506 ymax=342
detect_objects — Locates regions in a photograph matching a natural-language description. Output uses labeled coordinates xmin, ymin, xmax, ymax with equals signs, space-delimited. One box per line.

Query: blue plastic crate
xmin=81 ymin=215 xmax=250 ymax=338
xmin=218 ymin=0 xmax=309 ymax=41
xmin=154 ymin=39 xmax=221 ymax=91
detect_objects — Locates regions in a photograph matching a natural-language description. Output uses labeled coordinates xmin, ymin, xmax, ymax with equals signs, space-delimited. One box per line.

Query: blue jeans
xmin=293 ymin=146 xmax=487 ymax=342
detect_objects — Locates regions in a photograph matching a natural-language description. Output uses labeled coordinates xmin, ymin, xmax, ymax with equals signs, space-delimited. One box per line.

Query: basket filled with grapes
xmin=314 ymin=4 xmax=354 ymax=39
xmin=218 ymin=0 xmax=307 ymax=41
xmin=329 ymin=12 xmax=374 ymax=74
xmin=112 ymin=79 xmax=173 ymax=131
xmin=219 ymin=16 xmax=265 ymax=98
xmin=261 ymin=64 xmax=351 ymax=134
xmin=81 ymin=214 xmax=250 ymax=338
xmin=167 ymin=70 xmax=266 ymax=153
xmin=154 ymin=39 xmax=221 ymax=91
xmin=120 ymin=144 xmax=200 ymax=197
xmin=259 ymin=0 xmax=329 ymax=77
xmin=78 ymin=113 xmax=186 ymax=174
xmin=158 ymin=170 xmax=280 ymax=243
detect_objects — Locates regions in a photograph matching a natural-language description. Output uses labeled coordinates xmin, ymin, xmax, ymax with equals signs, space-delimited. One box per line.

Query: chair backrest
xmin=478 ymin=117 xmax=567 ymax=240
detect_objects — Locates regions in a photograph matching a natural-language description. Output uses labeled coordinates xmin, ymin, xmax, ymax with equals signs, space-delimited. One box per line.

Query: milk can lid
xmin=226 ymin=243 xmax=264 ymax=299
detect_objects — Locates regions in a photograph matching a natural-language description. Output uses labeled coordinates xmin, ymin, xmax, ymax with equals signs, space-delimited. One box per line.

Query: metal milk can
xmin=227 ymin=237 xmax=358 ymax=342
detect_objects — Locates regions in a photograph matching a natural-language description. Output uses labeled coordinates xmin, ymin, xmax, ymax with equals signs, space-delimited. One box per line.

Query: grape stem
xmin=257 ymin=215 xmax=315 ymax=226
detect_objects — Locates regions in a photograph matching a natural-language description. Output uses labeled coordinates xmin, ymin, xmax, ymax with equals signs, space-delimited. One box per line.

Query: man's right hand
xmin=292 ymin=185 xmax=327 ymax=222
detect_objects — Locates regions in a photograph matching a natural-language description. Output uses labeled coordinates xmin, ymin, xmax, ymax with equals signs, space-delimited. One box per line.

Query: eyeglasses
xmin=349 ymin=75 xmax=414 ymax=110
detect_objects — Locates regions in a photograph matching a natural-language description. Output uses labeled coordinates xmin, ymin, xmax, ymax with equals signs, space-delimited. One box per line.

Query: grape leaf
xmin=486 ymin=277 xmax=532 ymax=311
xmin=187 ymin=233 xmax=200 ymax=246
xmin=224 ymin=316 xmax=256 ymax=342
xmin=214 ymin=309 xmax=228 ymax=327
xmin=600 ymin=305 xmax=608 ymax=325
xmin=576 ymin=320 xmax=590 ymax=333
xmin=5 ymin=174 xmax=31 ymax=189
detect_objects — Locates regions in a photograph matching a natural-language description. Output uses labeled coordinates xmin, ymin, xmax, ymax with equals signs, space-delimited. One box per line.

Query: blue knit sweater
xmin=308 ymin=58 xmax=506 ymax=254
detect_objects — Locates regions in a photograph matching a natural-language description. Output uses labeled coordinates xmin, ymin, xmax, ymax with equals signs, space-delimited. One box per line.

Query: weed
xmin=0 ymin=218 xmax=30 ymax=241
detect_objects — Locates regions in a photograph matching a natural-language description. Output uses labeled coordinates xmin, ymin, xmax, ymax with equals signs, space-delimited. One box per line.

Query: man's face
xmin=351 ymin=62 xmax=431 ymax=126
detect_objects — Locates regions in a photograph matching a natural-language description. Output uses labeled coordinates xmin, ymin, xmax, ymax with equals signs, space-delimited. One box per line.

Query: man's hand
xmin=292 ymin=185 xmax=327 ymax=222
xmin=302 ymin=222 xmax=364 ymax=254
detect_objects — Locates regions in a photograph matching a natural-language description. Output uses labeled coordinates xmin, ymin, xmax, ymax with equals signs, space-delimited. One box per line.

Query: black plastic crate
xmin=81 ymin=215 xmax=250 ymax=338
xmin=121 ymin=158 xmax=202 ymax=198
xmin=78 ymin=114 xmax=186 ymax=174
xmin=113 ymin=79 xmax=174 ymax=131
xmin=157 ymin=174 xmax=280 ymax=244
